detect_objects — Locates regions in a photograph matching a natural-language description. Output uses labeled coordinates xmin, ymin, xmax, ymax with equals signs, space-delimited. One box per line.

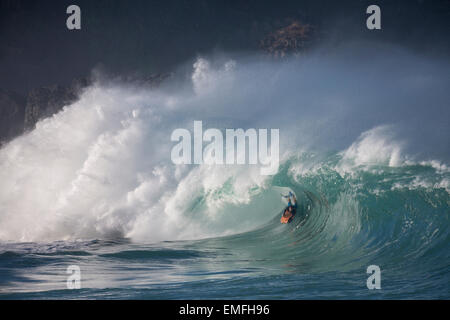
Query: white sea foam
xmin=336 ymin=125 xmax=406 ymax=174
xmin=0 ymin=47 xmax=449 ymax=242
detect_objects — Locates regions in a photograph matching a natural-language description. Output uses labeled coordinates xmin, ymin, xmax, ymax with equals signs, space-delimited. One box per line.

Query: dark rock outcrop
xmin=0 ymin=73 xmax=170 ymax=145
xmin=260 ymin=21 xmax=313 ymax=58
xmin=24 ymin=78 xmax=90 ymax=131
xmin=0 ymin=89 xmax=26 ymax=145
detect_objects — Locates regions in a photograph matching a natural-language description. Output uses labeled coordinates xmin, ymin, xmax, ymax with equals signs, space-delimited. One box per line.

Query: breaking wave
xmin=0 ymin=46 xmax=448 ymax=271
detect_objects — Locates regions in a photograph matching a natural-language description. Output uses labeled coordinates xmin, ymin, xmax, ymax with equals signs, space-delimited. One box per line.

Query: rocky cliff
xmin=23 ymin=78 xmax=90 ymax=131
xmin=260 ymin=20 xmax=313 ymax=58
xmin=0 ymin=74 xmax=171 ymax=146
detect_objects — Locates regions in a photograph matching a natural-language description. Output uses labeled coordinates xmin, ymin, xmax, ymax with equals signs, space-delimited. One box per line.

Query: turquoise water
xmin=1 ymin=153 xmax=448 ymax=299
xmin=0 ymin=51 xmax=449 ymax=299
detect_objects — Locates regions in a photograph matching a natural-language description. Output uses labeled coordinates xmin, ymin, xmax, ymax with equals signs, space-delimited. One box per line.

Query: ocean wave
xmin=0 ymin=50 xmax=448 ymax=252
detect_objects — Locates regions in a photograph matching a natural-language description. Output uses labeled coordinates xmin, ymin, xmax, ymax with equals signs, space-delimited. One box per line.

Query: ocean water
xmin=0 ymin=155 xmax=448 ymax=299
xmin=0 ymin=49 xmax=449 ymax=299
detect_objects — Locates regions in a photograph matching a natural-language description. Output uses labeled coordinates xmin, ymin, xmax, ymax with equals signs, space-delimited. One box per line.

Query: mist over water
xmin=0 ymin=42 xmax=449 ymax=299
xmin=0 ymin=44 xmax=448 ymax=247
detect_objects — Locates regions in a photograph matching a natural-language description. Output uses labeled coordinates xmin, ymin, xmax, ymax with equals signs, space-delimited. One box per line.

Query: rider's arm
xmin=292 ymin=195 xmax=297 ymax=207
